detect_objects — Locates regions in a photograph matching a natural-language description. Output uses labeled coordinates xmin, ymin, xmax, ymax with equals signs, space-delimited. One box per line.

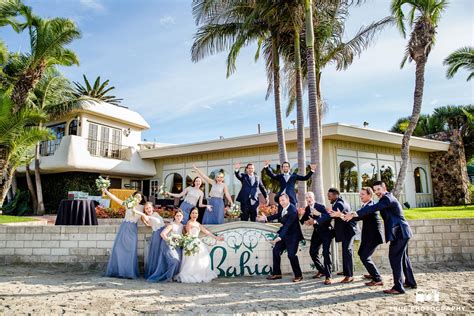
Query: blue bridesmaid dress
xmin=203 ymin=182 xmax=225 ymax=225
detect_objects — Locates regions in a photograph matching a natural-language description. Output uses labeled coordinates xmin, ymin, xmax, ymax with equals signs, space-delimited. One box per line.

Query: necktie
xmin=282 ymin=207 xmax=288 ymax=218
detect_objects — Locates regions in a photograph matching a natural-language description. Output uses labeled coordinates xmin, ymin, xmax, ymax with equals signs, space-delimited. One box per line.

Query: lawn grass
xmin=0 ymin=215 xmax=38 ymax=224
xmin=404 ymin=205 xmax=474 ymax=220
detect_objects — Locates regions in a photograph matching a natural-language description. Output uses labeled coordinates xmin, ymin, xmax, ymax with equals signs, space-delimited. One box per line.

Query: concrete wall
xmin=1 ymin=219 xmax=473 ymax=273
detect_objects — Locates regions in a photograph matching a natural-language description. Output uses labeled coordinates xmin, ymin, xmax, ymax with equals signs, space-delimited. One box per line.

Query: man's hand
xmin=343 ymin=212 xmax=356 ymax=222
xmin=310 ymin=163 xmax=317 ymax=172
xmin=329 ymin=209 xmax=343 ymax=218
xmin=310 ymin=209 xmax=321 ymax=217
xmin=269 ymin=237 xmax=281 ymax=244
xmin=297 ymin=208 xmax=305 ymax=217
xmin=304 ymin=219 xmax=314 ymax=226
xmin=256 ymin=215 xmax=267 ymax=222
xmin=234 ymin=162 xmax=241 ymax=170
xmin=263 ymin=160 xmax=271 ymax=168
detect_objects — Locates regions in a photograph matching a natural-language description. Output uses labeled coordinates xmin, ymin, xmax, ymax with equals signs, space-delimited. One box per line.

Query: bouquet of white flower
xmin=95 ymin=176 xmax=110 ymax=191
xmin=158 ymin=185 xmax=168 ymax=196
xmin=181 ymin=234 xmax=201 ymax=256
xmin=167 ymin=233 xmax=183 ymax=250
xmin=227 ymin=204 xmax=241 ymax=217
xmin=122 ymin=195 xmax=140 ymax=209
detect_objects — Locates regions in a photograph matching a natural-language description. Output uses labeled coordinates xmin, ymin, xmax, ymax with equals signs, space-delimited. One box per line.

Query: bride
xmin=175 ymin=208 xmax=224 ymax=283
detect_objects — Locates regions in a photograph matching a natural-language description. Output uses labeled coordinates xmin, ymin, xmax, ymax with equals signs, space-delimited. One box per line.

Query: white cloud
xmin=159 ymin=16 xmax=175 ymax=26
xmin=79 ymin=0 xmax=104 ymax=12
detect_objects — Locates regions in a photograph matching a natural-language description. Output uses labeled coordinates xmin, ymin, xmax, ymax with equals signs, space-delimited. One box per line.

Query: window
xmin=88 ymin=123 xmax=99 ymax=155
xmin=129 ymin=180 xmax=141 ymax=191
xmin=339 ymin=160 xmax=358 ymax=192
xmin=359 ymin=160 xmax=378 ymax=188
xmin=380 ymin=163 xmax=396 ymax=191
xmin=99 ymin=126 xmax=110 ymax=157
xmin=68 ymin=119 xmax=78 ymax=136
xmin=164 ymin=173 xmax=183 ymax=194
xmin=88 ymin=122 xmax=123 ymax=159
xmin=414 ymin=167 xmax=428 ymax=193
xmin=40 ymin=122 xmax=66 ymax=156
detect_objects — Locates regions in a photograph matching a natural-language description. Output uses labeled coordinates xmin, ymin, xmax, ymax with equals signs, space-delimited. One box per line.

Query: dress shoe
xmin=403 ymin=283 xmax=418 ymax=289
xmin=340 ymin=277 xmax=354 ymax=283
xmin=324 ymin=278 xmax=332 ymax=285
xmin=292 ymin=276 xmax=303 ymax=283
xmin=365 ymin=280 xmax=384 ymax=286
xmin=266 ymin=275 xmax=282 ymax=280
xmin=383 ymin=289 xmax=403 ymax=295
xmin=363 ymin=274 xmax=373 ymax=279
xmin=312 ymin=272 xmax=324 ymax=279
xmin=336 ymin=272 xmax=344 ymax=276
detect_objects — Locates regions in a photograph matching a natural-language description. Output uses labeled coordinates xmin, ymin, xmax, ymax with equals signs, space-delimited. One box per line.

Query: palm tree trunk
xmin=26 ymin=164 xmax=38 ymax=214
xmin=294 ymin=28 xmax=307 ymax=207
xmin=272 ymin=34 xmax=288 ymax=164
xmin=34 ymin=144 xmax=45 ymax=214
xmin=304 ymin=0 xmax=324 ymax=203
xmin=0 ymin=165 xmax=14 ymax=208
xmin=393 ymin=59 xmax=427 ymax=198
xmin=11 ymin=171 xmax=17 ymax=197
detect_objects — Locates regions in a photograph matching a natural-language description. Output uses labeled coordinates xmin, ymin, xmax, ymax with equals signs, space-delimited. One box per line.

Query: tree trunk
xmin=0 ymin=165 xmax=14 ymax=208
xmin=272 ymin=34 xmax=288 ymax=165
xmin=294 ymin=28 xmax=307 ymax=207
xmin=305 ymin=0 xmax=324 ymax=203
xmin=26 ymin=164 xmax=38 ymax=214
xmin=0 ymin=147 xmax=8 ymax=209
xmin=34 ymin=144 xmax=45 ymax=214
xmin=393 ymin=59 xmax=427 ymax=198
xmin=11 ymin=171 xmax=17 ymax=197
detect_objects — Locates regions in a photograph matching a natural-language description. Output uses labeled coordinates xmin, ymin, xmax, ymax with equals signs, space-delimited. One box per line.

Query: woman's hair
xmin=189 ymin=207 xmax=199 ymax=220
xmin=132 ymin=191 xmax=146 ymax=205
xmin=192 ymin=177 xmax=202 ymax=187
xmin=215 ymin=172 xmax=225 ymax=182
xmin=144 ymin=201 xmax=154 ymax=208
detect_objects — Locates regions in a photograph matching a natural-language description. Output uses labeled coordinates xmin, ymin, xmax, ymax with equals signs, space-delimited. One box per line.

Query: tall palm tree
xmin=73 ymin=75 xmax=123 ymax=105
xmin=0 ymin=91 xmax=50 ymax=207
xmin=444 ymin=46 xmax=474 ymax=81
xmin=391 ymin=0 xmax=448 ymax=198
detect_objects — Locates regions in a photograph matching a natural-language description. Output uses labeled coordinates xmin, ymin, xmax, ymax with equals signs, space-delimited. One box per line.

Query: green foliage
xmin=404 ymin=205 xmax=474 ymax=219
xmin=73 ymin=75 xmax=123 ymax=105
xmin=0 ymin=214 xmax=37 ymax=223
xmin=1 ymin=189 xmax=31 ymax=215
xmin=443 ymin=46 xmax=474 ymax=81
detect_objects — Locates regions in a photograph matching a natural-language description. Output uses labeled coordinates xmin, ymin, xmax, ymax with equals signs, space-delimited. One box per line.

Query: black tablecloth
xmin=55 ymin=199 xmax=99 ymax=225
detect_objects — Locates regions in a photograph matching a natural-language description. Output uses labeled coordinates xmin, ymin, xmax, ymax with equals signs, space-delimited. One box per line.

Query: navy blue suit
xmin=357 ymin=192 xmax=416 ymax=292
xmin=234 ymin=171 xmax=267 ymax=222
xmin=300 ymin=202 xmax=334 ymax=278
xmin=354 ymin=200 xmax=384 ymax=282
xmin=264 ymin=166 xmax=313 ymax=205
xmin=317 ymin=197 xmax=359 ymax=277
xmin=267 ymin=203 xmax=303 ymax=277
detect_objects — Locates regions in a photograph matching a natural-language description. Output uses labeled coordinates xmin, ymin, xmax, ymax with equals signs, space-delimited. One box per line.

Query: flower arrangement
xmin=95 ymin=176 xmax=111 ymax=191
xmin=154 ymin=206 xmax=177 ymax=219
xmin=257 ymin=204 xmax=278 ymax=216
xmin=122 ymin=195 xmax=141 ymax=209
xmin=181 ymin=234 xmax=201 ymax=256
xmin=95 ymin=206 xmax=126 ymax=218
xmin=226 ymin=204 xmax=241 ymax=217
xmin=167 ymin=233 xmax=183 ymax=250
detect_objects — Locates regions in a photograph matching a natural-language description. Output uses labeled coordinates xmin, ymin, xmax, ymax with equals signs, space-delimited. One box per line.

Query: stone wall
xmin=1 ymin=219 xmax=473 ymax=275
xmin=428 ymin=131 xmax=471 ymax=206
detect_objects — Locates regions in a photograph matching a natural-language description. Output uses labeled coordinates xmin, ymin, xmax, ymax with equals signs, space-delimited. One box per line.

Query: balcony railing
xmin=39 ymin=140 xmax=61 ymax=156
xmin=87 ymin=138 xmax=129 ymax=160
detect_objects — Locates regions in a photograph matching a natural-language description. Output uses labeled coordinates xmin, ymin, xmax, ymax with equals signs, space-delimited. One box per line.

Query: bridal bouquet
xmin=158 ymin=185 xmax=168 ymax=196
xmin=167 ymin=233 xmax=183 ymax=250
xmin=227 ymin=204 xmax=241 ymax=217
xmin=181 ymin=234 xmax=201 ymax=256
xmin=122 ymin=195 xmax=141 ymax=209
xmin=95 ymin=176 xmax=110 ymax=191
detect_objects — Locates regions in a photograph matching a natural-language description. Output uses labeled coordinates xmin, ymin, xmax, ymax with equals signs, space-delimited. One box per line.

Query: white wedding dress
xmin=175 ymin=225 xmax=218 ymax=283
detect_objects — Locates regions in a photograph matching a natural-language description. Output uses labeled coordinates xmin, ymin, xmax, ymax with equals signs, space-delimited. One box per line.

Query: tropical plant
xmin=390 ymin=0 xmax=448 ymax=198
xmin=73 ymin=75 xmax=123 ymax=105
xmin=443 ymin=46 xmax=474 ymax=81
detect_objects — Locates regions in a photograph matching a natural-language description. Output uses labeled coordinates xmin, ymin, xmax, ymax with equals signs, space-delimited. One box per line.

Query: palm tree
xmin=73 ymin=75 xmax=123 ymax=105
xmin=390 ymin=113 xmax=443 ymax=136
xmin=0 ymin=90 xmax=50 ymax=207
xmin=390 ymin=0 xmax=448 ymax=198
xmin=444 ymin=46 xmax=474 ymax=81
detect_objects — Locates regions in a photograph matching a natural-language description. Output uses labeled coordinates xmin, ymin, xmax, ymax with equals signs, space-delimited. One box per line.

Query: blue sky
xmin=1 ymin=0 xmax=473 ymax=144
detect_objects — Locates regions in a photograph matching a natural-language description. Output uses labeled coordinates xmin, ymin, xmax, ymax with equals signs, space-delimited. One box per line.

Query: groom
xmin=234 ymin=162 xmax=268 ymax=222
xmin=258 ymin=194 xmax=304 ymax=282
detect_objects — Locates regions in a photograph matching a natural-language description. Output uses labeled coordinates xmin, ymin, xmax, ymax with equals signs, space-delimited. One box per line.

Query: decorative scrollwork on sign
xmin=242 ymin=230 xmax=265 ymax=252
xmin=222 ymin=231 xmax=243 ymax=253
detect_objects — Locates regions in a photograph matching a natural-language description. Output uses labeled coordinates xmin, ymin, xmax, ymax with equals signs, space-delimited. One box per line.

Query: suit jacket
xmin=234 ymin=171 xmax=268 ymax=204
xmin=316 ymin=197 xmax=359 ymax=242
xmin=268 ymin=203 xmax=304 ymax=243
xmin=354 ymin=200 xmax=384 ymax=246
xmin=357 ymin=192 xmax=412 ymax=242
xmin=299 ymin=202 xmax=334 ymax=239
xmin=264 ymin=167 xmax=313 ymax=205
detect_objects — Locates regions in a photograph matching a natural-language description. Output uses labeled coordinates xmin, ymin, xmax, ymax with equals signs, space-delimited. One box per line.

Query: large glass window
xmin=379 ymin=162 xmax=396 ymax=191
xmin=339 ymin=160 xmax=358 ymax=192
xmin=414 ymin=167 xmax=428 ymax=193
xmin=68 ymin=119 xmax=78 ymax=136
xmin=164 ymin=172 xmax=183 ymax=194
xmin=40 ymin=122 xmax=66 ymax=156
xmin=359 ymin=160 xmax=378 ymax=188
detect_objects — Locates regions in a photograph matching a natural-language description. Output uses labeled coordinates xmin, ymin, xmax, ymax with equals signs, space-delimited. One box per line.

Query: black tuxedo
xmin=354 ymin=200 xmax=384 ymax=281
xmin=317 ymin=197 xmax=359 ymax=277
xmin=234 ymin=171 xmax=268 ymax=221
xmin=267 ymin=203 xmax=303 ymax=277
xmin=357 ymin=192 xmax=416 ymax=293
xmin=264 ymin=166 xmax=313 ymax=205
xmin=299 ymin=202 xmax=334 ymax=278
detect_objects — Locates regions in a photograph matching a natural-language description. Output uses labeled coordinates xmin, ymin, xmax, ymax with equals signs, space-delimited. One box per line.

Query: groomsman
xmin=234 ymin=163 xmax=268 ymax=222
xmin=259 ymin=194 xmax=304 ymax=282
xmin=300 ymin=192 xmax=335 ymax=285
xmin=344 ymin=181 xmax=417 ymax=294
xmin=317 ymin=188 xmax=359 ymax=283
xmin=354 ymin=187 xmax=384 ymax=286
xmin=263 ymin=161 xmax=316 ymax=206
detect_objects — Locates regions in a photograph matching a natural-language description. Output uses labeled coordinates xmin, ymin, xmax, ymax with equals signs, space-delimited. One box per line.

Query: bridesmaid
xmin=193 ymin=165 xmax=233 ymax=225
xmin=102 ymin=189 xmax=145 ymax=279
xmin=146 ymin=210 xmax=184 ymax=282
xmin=166 ymin=177 xmax=212 ymax=224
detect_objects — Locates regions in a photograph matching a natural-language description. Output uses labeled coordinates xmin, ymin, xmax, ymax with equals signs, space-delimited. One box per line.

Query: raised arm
xmin=234 ymin=162 xmax=243 ymax=181
xmin=295 ymin=164 xmax=316 ymax=181
xmin=193 ymin=164 xmax=214 ymax=185
xmin=102 ymin=188 xmax=123 ymax=205
xmin=167 ymin=187 xmax=188 ymax=199
xmin=223 ymin=184 xmax=233 ymax=205
xmin=263 ymin=160 xmax=279 ymax=180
